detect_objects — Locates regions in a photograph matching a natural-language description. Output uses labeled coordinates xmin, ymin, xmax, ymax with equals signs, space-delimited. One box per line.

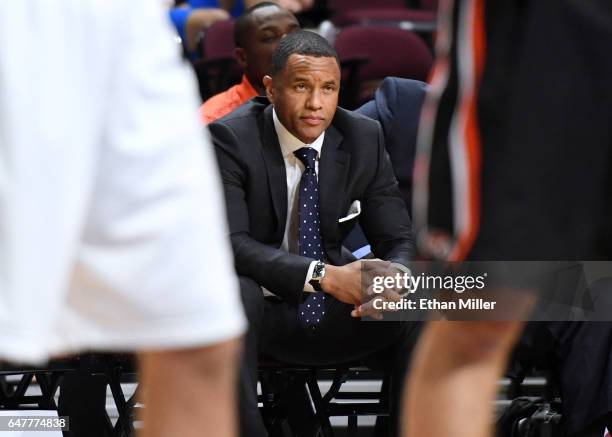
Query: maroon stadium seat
xmin=328 ymin=0 xmax=437 ymax=30
xmin=193 ymin=19 xmax=243 ymax=100
xmin=335 ymin=26 xmax=433 ymax=107
xmin=202 ymin=18 xmax=236 ymax=60
xmin=419 ymin=0 xmax=439 ymax=11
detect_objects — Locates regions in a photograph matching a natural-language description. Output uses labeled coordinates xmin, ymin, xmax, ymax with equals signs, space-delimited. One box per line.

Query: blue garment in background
xmin=169 ymin=0 xmax=244 ymax=39
xmin=169 ymin=7 xmax=191 ymax=41
xmin=189 ymin=0 xmax=243 ymax=14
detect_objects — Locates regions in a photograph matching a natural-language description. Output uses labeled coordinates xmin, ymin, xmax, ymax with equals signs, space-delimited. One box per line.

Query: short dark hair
xmin=234 ymin=2 xmax=281 ymax=48
xmin=270 ymin=30 xmax=340 ymax=76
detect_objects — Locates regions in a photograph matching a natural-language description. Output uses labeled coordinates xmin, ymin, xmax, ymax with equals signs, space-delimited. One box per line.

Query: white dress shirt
xmin=272 ymin=109 xmax=325 ymax=292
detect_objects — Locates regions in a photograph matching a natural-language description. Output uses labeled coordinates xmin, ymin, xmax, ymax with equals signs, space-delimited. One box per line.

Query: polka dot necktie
xmin=294 ymin=146 xmax=326 ymax=328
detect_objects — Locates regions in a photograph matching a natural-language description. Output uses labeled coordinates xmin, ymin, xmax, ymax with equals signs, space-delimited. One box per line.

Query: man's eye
xmin=295 ymin=83 xmax=306 ymax=91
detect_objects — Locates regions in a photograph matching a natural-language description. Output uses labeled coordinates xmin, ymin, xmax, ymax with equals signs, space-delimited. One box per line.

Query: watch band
xmin=309 ymin=280 xmax=323 ymax=291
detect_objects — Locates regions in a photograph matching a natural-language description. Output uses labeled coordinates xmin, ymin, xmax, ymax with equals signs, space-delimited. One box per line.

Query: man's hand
xmin=320 ymin=260 xmax=407 ymax=319
xmin=351 ymin=260 xmax=407 ymax=320
xmin=320 ymin=260 xmax=364 ymax=306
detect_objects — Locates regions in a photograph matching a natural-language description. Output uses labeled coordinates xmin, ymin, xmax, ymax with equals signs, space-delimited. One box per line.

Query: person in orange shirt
xmin=199 ymin=2 xmax=300 ymax=124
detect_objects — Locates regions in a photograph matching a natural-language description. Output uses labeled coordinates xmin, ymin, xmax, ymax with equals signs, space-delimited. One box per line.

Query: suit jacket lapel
xmin=318 ymin=123 xmax=349 ymax=244
xmin=261 ymin=105 xmax=288 ymax=241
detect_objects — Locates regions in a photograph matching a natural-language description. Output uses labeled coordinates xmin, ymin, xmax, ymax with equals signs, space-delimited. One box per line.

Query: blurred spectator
xmin=344 ymin=77 xmax=427 ymax=255
xmin=169 ymin=1 xmax=230 ymax=53
xmin=404 ymin=1 xmax=612 ymax=437
xmin=343 ymin=87 xmax=612 ymax=428
xmin=356 ymin=77 xmax=427 ymax=211
xmin=199 ymin=2 xmax=300 ymax=124
xmin=167 ymin=0 xmax=313 ymax=59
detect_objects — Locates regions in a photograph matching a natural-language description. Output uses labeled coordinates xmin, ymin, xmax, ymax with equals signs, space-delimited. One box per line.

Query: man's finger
xmin=357 ymin=297 xmax=392 ymax=319
xmin=382 ymin=289 xmax=403 ymax=303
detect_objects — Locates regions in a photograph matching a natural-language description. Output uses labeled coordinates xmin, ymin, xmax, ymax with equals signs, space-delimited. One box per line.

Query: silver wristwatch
xmin=309 ymin=261 xmax=326 ymax=291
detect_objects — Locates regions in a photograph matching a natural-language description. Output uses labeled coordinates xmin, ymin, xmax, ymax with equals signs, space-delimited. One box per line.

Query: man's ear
xmin=263 ymin=75 xmax=274 ymax=103
xmin=234 ymin=47 xmax=247 ymax=68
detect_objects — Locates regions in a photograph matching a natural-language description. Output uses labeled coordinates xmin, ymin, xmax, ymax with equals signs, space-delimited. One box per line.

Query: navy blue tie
xmin=294 ymin=147 xmax=326 ymax=328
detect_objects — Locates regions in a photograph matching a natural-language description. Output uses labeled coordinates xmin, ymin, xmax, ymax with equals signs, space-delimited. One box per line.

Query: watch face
xmin=313 ymin=262 xmax=325 ymax=280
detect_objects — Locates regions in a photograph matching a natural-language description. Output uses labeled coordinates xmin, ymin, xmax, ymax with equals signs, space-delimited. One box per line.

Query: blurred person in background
xmin=0 ymin=2 xmax=246 ymax=437
xmin=168 ymin=0 xmax=230 ymax=54
xmin=348 ymin=74 xmax=612 ymax=437
xmin=199 ymin=2 xmax=300 ymax=124
xmin=169 ymin=0 xmax=312 ymax=55
xmin=351 ymin=77 xmax=612 ymax=437
xmin=344 ymin=77 xmax=427 ymax=255
xmin=403 ymin=1 xmax=612 ymax=437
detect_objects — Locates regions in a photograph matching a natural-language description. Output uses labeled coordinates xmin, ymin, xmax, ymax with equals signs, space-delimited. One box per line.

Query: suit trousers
xmin=238 ymin=276 xmax=423 ymax=437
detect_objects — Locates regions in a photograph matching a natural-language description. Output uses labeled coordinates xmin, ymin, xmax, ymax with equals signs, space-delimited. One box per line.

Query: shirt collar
xmin=273 ymin=108 xmax=325 ymax=159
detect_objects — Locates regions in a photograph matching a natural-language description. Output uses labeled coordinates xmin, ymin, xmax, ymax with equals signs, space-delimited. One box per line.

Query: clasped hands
xmin=319 ymin=259 xmax=407 ymax=320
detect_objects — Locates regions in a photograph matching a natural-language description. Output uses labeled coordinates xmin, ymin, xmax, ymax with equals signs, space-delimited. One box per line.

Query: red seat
xmin=202 ymin=19 xmax=236 ymax=61
xmin=335 ymin=26 xmax=433 ymax=106
xmin=333 ymin=8 xmax=436 ymax=29
xmin=420 ymin=0 xmax=439 ymax=11
xmin=329 ymin=0 xmax=406 ymax=11
xmin=193 ymin=19 xmax=243 ymax=100
xmin=329 ymin=0 xmax=437 ymax=29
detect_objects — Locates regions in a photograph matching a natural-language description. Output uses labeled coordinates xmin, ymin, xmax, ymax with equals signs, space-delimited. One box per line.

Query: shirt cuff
xmin=303 ymin=260 xmax=318 ymax=292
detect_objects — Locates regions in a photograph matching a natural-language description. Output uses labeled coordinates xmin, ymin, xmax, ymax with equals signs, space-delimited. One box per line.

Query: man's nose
xmin=306 ymin=89 xmax=323 ymax=109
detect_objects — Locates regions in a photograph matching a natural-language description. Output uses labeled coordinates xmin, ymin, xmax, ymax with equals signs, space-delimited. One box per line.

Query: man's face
xmin=264 ymin=54 xmax=340 ymax=144
xmin=238 ymin=6 xmax=300 ymax=92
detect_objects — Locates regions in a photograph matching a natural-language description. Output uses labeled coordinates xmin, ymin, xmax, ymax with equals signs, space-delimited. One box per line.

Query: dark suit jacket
xmin=344 ymin=77 xmax=426 ymax=252
xmin=356 ymin=77 xmax=427 ymax=213
xmin=210 ymin=97 xmax=415 ymax=306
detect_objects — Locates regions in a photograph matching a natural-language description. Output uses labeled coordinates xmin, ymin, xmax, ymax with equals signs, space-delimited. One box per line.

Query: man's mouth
xmin=300 ymin=116 xmax=324 ymax=126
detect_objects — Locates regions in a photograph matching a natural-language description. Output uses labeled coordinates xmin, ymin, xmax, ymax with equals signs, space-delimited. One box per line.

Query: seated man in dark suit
xmin=209 ymin=30 xmax=421 ymax=437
